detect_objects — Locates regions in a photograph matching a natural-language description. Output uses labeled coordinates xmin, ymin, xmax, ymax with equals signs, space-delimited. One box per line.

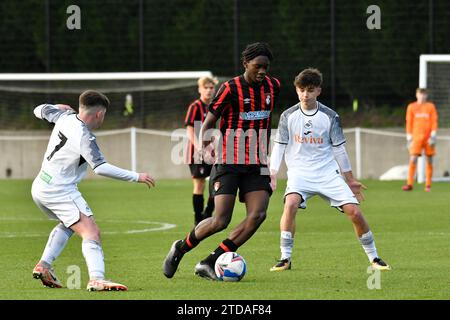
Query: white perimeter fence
xmin=1 ymin=127 xmax=450 ymax=181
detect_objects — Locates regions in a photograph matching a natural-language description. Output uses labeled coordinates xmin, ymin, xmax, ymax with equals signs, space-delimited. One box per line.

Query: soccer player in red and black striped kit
xmin=184 ymin=77 xmax=218 ymax=226
xmin=163 ymin=42 xmax=280 ymax=280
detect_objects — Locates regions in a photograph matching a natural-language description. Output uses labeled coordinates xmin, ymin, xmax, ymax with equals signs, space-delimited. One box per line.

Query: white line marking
xmin=0 ymin=217 xmax=176 ymax=238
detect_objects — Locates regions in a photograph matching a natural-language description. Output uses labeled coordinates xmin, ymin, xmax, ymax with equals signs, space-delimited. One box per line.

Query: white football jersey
xmin=33 ymin=104 xmax=106 ymax=197
xmin=273 ymin=102 xmax=346 ymax=180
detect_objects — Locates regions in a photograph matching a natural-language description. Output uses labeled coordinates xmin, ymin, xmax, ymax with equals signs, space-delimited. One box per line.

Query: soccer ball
xmin=214 ymin=252 xmax=246 ymax=282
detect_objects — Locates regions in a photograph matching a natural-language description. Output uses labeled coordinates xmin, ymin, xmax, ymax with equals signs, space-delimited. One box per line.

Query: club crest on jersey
xmin=304 ymin=120 xmax=313 ymax=129
xmin=265 ymin=94 xmax=271 ymax=106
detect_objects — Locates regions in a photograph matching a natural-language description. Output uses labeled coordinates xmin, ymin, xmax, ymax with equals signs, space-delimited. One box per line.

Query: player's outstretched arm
xmin=94 ymin=163 xmax=155 ymax=189
xmin=33 ymin=103 xmax=75 ymax=123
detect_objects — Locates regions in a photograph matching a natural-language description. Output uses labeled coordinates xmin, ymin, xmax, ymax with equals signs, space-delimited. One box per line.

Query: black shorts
xmin=189 ymin=163 xmax=213 ymax=178
xmin=209 ymin=164 xmax=272 ymax=203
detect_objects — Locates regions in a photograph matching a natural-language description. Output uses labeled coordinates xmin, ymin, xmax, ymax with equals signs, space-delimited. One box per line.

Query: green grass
xmin=0 ymin=179 xmax=449 ymax=300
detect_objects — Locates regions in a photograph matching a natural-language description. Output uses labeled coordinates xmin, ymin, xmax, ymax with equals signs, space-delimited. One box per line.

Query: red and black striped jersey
xmin=209 ymin=75 xmax=281 ymax=165
xmin=184 ymin=99 xmax=208 ymax=164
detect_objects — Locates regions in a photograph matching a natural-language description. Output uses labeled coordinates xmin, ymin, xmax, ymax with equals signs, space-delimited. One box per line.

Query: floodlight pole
xmin=139 ymin=0 xmax=146 ymax=128
xmin=330 ymin=0 xmax=336 ymax=108
xmin=428 ymin=0 xmax=434 ymax=53
xmin=233 ymin=0 xmax=240 ymax=75
xmin=45 ymin=0 xmax=51 ymax=72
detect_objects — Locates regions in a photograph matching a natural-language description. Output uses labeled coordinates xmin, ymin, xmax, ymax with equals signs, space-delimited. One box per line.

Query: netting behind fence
xmin=427 ymin=62 xmax=450 ymax=127
xmin=0 ymin=72 xmax=213 ymax=130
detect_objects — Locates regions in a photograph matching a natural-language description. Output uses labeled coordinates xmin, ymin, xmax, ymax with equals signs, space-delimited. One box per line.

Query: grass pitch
xmin=0 ymin=179 xmax=449 ymax=300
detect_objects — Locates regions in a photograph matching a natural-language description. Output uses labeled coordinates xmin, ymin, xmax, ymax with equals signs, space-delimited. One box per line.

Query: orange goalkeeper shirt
xmin=406 ymin=101 xmax=438 ymax=139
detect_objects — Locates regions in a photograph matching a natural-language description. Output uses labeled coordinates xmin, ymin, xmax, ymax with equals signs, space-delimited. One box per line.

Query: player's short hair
xmin=198 ymin=76 xmax=218 ymax=88
xmin=416 ymin=88 xmax=427 ymax=94
xmin=79 ymin=90 xmax=110 ymax=110
xmin=241 ymin=42 xmax=274 ymax=62
xmin=294 ymin=68 xmax=323 ymax=88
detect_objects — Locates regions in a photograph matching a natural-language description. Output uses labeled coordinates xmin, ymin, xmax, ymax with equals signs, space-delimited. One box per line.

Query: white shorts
xmin=31 ymin=182 xmax=93 ymax=228
xmin=284 ymin=171 xmax=359 ymax=211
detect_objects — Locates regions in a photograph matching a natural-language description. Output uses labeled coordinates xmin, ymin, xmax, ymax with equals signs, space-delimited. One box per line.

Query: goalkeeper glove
xmin=428 ymin=131 xmax=437 ymax=146
xmin=406 ymin=134 xmax=412 ymax=150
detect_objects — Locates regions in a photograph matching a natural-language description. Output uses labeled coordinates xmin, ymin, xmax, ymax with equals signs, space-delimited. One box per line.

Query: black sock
xmin=203 ymin=196 xmax=215 ymax=218
xmin=193 ymin=194 xmax=204 ymax=224
xmin=202 ymin=239 xmax=239 ymax=267
xmin=179 ymin=229 xmax=200 ymax=253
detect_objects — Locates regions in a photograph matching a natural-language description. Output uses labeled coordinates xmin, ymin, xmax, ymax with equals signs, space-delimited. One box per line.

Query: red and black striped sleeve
xmin=208 ymin=82 xmax=231 ymax=118
xmin=184 ymin=101 xmax=199 ymax=127
xmin=271 ymin=76 xmax=281 ymax=97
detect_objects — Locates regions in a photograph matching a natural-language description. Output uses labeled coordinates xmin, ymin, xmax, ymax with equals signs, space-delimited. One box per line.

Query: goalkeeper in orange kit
xmin=403 ymin=88 xmax=438 ymax=192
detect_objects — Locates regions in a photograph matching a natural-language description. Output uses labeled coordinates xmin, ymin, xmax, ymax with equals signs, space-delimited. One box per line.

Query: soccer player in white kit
xmin=31 ymin=90 xmax=155 ymax=291
xmin=269 ymin=69 xmax=390 ymax=272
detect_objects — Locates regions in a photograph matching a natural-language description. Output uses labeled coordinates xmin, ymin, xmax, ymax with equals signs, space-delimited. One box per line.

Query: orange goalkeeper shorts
xmin=410 ymin=137 xmax=435 ymax=156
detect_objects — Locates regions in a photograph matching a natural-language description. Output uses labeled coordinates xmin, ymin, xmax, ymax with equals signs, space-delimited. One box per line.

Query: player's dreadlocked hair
xmin=241 ymin=42 xmax=274 ymax=62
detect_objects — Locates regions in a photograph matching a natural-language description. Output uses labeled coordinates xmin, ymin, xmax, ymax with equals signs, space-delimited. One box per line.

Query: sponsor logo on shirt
xmin=39 ymin=170 xmax=52 ymax=183
xmin=294 ymin=134 xmax=323 ymax=144
xmin=239 ymin=110 xmax=271 ymax=120
xmin=415 ymin=113 xmax=430 ymax=119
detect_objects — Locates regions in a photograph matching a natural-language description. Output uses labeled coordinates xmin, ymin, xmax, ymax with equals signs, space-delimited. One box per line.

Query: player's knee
xmin=211 ymin=215 xmax=231 ymax=232
xmin=345 ymin=206 xmax=362 ymax=221
xmin=257 ymin=211 xmax=267 ymax=224
xmin=248 ymin=210 xmax=266 ymax=227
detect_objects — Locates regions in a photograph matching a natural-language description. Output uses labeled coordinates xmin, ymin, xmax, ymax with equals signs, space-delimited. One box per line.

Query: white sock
xmin=40 ymin=224 xmax=74 ymax=265
xmin=359 ymin=230 xmax=378 ymax=262
xmin=82 ymin=239 xmax=105 ymax=280
xmin=280 ymin=231 xmax=294 ymax=260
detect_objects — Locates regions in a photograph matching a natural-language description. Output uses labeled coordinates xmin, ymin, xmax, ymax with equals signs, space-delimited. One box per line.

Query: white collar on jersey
xmin=300 ymin=101 xmax=318 ymax=116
